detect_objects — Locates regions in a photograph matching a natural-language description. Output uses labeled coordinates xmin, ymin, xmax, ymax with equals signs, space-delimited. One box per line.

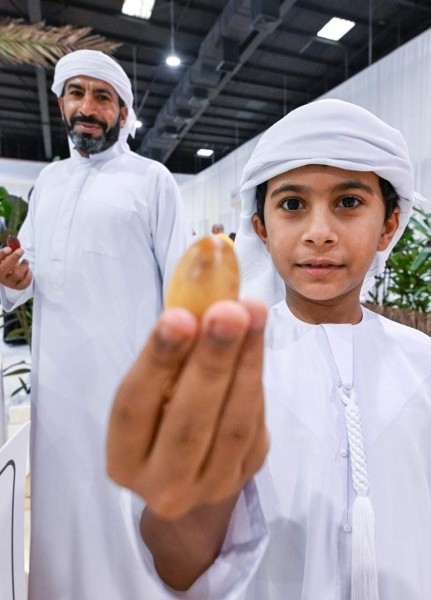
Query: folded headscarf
xmin=235 ymin=98 xmax=417 ymax=303
xmin=51 ymin=49 xmax=137 ymax=141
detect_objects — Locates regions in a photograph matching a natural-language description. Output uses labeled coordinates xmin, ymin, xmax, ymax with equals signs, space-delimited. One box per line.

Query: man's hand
xmin=0 ymin=246 xmax=32 ymax=290
xmin=107 ymin=298 xmax=269 ymax=520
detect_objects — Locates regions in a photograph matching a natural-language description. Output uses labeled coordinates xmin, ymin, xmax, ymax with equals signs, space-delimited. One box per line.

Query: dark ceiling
xmin=1 ymin=0 xmax=431 ymax=174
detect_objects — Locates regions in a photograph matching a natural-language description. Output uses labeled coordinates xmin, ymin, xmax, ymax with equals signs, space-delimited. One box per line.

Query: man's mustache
xmin=70 ymin=115 xmax=107 ymax=132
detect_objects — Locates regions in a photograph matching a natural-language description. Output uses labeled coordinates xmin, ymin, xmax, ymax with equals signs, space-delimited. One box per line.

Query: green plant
xmin=0 ymin=187 xmax=32 ymax=393
xmin=368 ymin=205 xmax=431 ymax=312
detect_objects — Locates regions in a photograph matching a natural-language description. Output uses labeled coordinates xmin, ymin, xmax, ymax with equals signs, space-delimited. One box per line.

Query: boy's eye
xmin=339 ymin=195 xmax=361 ymax=208
xmin=281 ymin=198 xmax=303 ymax=211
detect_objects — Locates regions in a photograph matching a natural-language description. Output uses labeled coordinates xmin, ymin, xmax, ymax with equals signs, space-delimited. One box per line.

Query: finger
xmin=106 ymin=308 xmax=198 ymax=487
xmin=5 ymin=261 xmax=31 ymax=288
xmin=0 ymin=247 xmax=12 ymax=260
xmin=151 ymin=301 xmax=251 ymax=484
xmin=198 ymin=299 xmax=268 ymax=492
xmin=0 ymin=250 xmax=24 ymax=279
xmin=14 ymin=269 xmax=32 ymax=290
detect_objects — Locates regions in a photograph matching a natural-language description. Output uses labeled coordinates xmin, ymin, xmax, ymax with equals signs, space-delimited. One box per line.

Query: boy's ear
xmin=377 ymin=206 xmax=400 ymax=251
xmin=252 ymin=213 xmax=270 ymax=251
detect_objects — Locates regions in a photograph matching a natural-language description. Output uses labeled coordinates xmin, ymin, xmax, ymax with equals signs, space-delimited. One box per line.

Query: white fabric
xmin=234 ymin=99 xmax=418 ymax=303
xmin=241 ymin=303 xmax=431 ymax=599
xmin=0 ymin=140 xmax=190 ymax=599
xmin=51 ymin=49 xmax=137 ymax=140
xmin=119 ymin=482 xmax=269 ymax=600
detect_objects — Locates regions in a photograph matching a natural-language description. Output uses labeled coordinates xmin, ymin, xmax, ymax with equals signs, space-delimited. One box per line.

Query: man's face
xmin=58 ymin=76 xmax=128 ymax=156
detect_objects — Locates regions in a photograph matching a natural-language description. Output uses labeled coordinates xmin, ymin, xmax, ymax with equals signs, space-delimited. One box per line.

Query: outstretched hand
xmin=0 ymin=246 xmax=32 ymax=290
xmin=107 ymin=298 xmax=269 ymax=520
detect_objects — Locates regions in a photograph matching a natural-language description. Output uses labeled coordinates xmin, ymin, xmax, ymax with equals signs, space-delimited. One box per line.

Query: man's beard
xmin=65 ymin=114 xmax=122 ymax=155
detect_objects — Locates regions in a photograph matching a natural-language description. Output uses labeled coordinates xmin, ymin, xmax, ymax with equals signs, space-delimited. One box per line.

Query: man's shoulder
xmin=35 ymin=157 xmax=72 ymax=182
xmin=121 ymin=149 xmax=169 ymax=171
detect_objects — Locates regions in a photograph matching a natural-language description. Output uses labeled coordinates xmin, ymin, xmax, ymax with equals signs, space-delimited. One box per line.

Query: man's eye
xmin=339 ymin=196 xmax=361 ymax=208
xmin=282 ymin=198 xmax=302 ymax=211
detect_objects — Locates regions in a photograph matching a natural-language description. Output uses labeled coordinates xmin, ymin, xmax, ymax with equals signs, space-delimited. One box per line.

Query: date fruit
xmin=6 ymin=234 xmax=21 ymax=251
xmin=165 ymin=235 xmax=240 ymax=318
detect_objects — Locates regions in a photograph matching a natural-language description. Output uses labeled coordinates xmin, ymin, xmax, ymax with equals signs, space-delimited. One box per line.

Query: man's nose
xmin=79 ymin=93 xmax=98 ymax=115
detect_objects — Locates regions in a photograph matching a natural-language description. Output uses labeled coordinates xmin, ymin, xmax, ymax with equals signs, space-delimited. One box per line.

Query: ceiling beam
xmin=138 ymin=0 xmax=300 ymax=163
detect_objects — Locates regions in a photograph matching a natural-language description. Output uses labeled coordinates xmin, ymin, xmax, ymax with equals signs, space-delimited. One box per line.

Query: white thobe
xmin=134 ymin=301 xmax=431 ymax=600
xmin=0 ymin=141 xmax=190 ymax=599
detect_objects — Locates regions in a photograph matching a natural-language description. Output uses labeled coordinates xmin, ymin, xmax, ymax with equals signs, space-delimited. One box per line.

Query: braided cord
xmin=338 ymin=387 xmax=369 ymax=497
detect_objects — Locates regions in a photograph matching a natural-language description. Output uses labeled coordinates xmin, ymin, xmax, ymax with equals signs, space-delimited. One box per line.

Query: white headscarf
xmin=51 ymin=49 xmax=137 ymax=141
xmin=235 ymin=98 xmax=417 ymax=303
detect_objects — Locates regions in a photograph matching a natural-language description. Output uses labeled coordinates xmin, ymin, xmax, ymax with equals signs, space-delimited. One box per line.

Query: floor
xmin=2 ymin=335 xmax=31 ymax=574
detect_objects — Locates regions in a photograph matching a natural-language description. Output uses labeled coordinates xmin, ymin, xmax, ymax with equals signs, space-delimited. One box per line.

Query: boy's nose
xmin=301 ymin=209 xmax=338 ymax=247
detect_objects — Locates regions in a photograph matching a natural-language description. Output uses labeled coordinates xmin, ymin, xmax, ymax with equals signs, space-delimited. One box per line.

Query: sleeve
xmin=148 ymin=166 xmax=191 ymax=300
xmin=119 ymin=480 xmax=269 ymax=600
xmin=0 ymin=188 xmax=36 ymax=312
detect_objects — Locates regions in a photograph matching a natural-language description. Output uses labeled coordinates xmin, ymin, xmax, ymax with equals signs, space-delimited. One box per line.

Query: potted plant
xmin=364 ymin=205 xmax=431 ymax=335
xmin=0 ymin=186 xmax=32 ymax=400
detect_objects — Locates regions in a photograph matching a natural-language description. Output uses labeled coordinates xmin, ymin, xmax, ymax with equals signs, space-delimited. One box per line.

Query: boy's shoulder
xmin=362 ymin=305 xmax=430 ymax=339
xmin=362 ymin=306 xmax=431 ymax=360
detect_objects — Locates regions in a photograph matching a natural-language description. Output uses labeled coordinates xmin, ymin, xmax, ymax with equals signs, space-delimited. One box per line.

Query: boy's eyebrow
xmin=270 ymin=184 xmax=306 ymax=198
xmin=332 ymin=180 xmax=374 ymax=195
xmin=269 ymin=180 xmax=375 ymax=198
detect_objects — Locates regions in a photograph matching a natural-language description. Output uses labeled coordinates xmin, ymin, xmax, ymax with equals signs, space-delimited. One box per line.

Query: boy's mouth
xmin=297 ymin=260 xmax=343 ymax=276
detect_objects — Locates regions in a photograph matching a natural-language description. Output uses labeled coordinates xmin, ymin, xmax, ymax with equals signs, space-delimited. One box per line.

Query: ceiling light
xmin=122 ymin=0 xmax=155 ymax=19
xmin=196 ymin=148 xmax=214 ymax=158
xmin=166 ymin=54 xmax=181 ymax=67
xmin=317 ymin=17 xmax=355 ymax=42
xmin=165 ymin=0 xmax=181 ymax=68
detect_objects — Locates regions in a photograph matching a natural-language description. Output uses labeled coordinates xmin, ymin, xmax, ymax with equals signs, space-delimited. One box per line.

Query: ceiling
xmin=1 ymin=0 xmax=431 ymax=174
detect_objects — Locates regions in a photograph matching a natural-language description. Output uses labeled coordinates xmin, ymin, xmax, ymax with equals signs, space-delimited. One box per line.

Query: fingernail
xmin=207 ymin=318 xmax=242 ymax=342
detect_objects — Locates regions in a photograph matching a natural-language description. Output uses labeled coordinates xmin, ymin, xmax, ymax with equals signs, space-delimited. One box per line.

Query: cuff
xmin=119 ymin=480 xmax=268 ymax=600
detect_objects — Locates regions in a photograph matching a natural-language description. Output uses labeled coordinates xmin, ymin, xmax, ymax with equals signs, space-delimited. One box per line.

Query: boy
xmin=107 ymin=100 xmax=431 ymax=600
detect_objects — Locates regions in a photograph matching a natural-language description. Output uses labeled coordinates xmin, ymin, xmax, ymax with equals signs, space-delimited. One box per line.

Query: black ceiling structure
xmin=1 ymin=0 xmax=431 ymax=174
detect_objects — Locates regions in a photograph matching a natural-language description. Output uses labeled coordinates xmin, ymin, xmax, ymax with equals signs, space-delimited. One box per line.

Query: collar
xmin=69 ymin=138 xmax=128 ymax=164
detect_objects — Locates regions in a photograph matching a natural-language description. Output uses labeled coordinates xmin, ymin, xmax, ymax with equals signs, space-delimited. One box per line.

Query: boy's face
xmin=252 ymin=165 xmax=399 ymax=321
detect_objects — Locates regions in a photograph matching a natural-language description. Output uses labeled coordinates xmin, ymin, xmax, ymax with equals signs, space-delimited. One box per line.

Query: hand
xmin=0 ymin=247 xmax=32 ymax=290
xmin=107 ymin=298 xmax=269 ymax=520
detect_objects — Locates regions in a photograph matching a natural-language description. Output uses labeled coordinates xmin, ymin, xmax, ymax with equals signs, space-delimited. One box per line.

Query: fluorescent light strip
xmin=196 ymin=148 xmax=214 ymax=157
xmin=317 ymin=17 xmax=355 ymax=42
xmin=122 ymin=0 xmax=155 ymax=19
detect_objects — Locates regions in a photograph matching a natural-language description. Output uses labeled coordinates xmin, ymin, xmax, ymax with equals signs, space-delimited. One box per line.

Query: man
xmin=211 ymin=222 xmax=224 ymax=234
xmin=0 ymin=50 xmax=189 ymax=599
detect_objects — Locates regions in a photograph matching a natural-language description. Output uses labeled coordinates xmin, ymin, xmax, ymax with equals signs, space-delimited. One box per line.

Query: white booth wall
xmin=0 ymin=159 xmax=48 ymax=200
xmin=178 ymin=26 xmax=431 ymax=235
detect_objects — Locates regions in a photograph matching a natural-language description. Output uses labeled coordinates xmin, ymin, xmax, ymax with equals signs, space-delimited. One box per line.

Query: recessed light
xmin=122 ymin=0 xmax=155 ymax=19
xmin=196 ymin=148 xmax=214 ymax=157
xmin=317 ymin=17 xmax=355 ymax=42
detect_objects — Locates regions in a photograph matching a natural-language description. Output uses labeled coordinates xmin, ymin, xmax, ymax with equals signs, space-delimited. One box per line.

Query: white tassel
xmin=351 ymin=495 xmax=379 ymax=600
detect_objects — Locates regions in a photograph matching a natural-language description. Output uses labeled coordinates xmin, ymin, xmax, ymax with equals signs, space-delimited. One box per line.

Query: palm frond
xmin=0 ymin=19 xmax=121 ymax=69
